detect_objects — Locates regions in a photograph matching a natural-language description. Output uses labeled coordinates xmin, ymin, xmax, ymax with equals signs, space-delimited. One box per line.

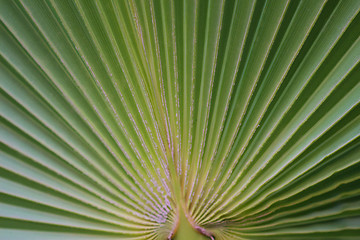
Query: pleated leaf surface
xmin=1 ymin=0 xmax=359 ymax=239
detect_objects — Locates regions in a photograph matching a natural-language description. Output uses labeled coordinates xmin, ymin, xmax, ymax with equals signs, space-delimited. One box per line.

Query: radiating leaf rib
xmin=233 ymin=124 xmax=360 ymax=222
xmin=198 ymin=0 xmax=328 ymax=223
xmin=194 ymin=0 xmax=290 ymax=220
xmin=191 ymin=0 xmax=256 ymax=218
xmin=178 ymin=0 xmax=197 ymax=192
xmin=186 ymin=0 xmax=225 ymax=210
xmin=0 ymin=34 xmax=157 ymax=215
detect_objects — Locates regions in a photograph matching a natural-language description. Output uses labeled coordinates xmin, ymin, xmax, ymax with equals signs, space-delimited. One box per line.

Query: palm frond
xmin=1 ymin=0 xmax=359 ymax=239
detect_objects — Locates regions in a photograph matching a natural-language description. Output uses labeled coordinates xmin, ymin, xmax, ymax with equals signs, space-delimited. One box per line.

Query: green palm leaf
xmin=1 ymin=0 xmax=359 ymax=239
